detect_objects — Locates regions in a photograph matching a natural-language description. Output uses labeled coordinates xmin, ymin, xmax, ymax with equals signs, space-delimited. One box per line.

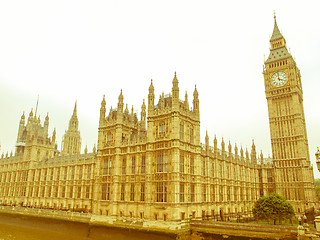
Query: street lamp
xmin=316 ymin=147 xmax=320 ymax=172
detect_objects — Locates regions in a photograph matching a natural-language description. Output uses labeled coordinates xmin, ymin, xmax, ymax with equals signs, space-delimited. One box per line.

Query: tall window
xmin=180 ymin=152 xmax=184 ymax=174
xmin=202 ymin=159 xmax=205 ymax=176
xmin=191 ymin=184 xmax=195 ymax=202
xmin=79 ymin=166 xmax=83 ymax=179
xmin=211 ymin=185 xmax=215 ymax=202
xmin=102 ymin=157 xmax=112 ymax=175
xmin=62 ymin=186 xmax=66 ymax=198
xmin=141 ymin=183 xmax=145 ymax=201
xmin=220 ymin=186 xmax=224 ymax=202
xmin=69 ymin=186 xmax=73 ymax=198
xmin=64 ymin=167 xmax=67 ymax=180
xmin=71 ymin=167 xmax=75 ymax=180
xmin=86 ymin=186 xmax=90 ymax=199
xmin=234 ymin=187 xmax=238 ymax=201
xmin=212 ymin=162 xmax=215 ymax=177
xmin=132 ymin=156 xmax=136 ymax=174
xmin=102 ymin=184 xmax=107 ymax=200
xmin=141 ymin=155 xmax=146 ymax=174
xmin=120 ymin=184 xmax=125 ymax=201
xmin=159 ymin=122 xmax=167 ymax=137
xmin=190 ymin=156 xmax=194 ymax=175
xmin=50 ymin=168 xmax=54 ymax=180
xmin=56 ymin=168 xmax=60 ymax=180
xmin=190 ymin=127 xmax=194 ymax=144
xmin=227 ymin=186 xmax=231 ymax=201
xmin=157 ymin=151 xmax=167 ymax=173
xmin=77 ymin=186 xmax=81 ymax=198
xmin=156 ymin=182 xmax=167 ymax=202
xmin=103 ymin=158 xmax=108 ymax=175
xmin=87 ymin=165 xmax=91 ymax=179
xmin=180 ymin=183 xmax=184 ymax=202
xmin=122 ymin=157 xmax=126 ymax=174
xmin=202 ymin=185 xmax=206 ymax=202
xmin=180 ymin=123 xmax=184 ymax=141
xmin=130 ymin=183 xmax=135 ymax=201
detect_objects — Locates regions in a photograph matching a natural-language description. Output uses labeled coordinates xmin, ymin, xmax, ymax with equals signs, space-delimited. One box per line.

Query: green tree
xmin=314 ymin=179 xmax=320 ymax=200
xmin=252 ymin=193 xmax=295 ymax=224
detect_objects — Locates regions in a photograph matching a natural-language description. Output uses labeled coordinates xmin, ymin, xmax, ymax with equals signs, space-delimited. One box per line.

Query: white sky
xmin=0 ymin=1 xmax=320 ymax=177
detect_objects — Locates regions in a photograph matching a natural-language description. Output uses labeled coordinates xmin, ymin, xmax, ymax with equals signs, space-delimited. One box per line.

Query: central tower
xmin=263 ymin=15 xmax=317 ymax=212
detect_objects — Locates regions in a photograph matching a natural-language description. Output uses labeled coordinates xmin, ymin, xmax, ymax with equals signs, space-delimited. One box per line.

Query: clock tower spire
xmin=263 ymin=15 xmax=317 ymax=212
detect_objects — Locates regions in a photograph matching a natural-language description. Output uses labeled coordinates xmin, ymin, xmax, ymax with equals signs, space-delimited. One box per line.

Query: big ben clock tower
xmin=263 ymin=15 xmax=317 ymax=212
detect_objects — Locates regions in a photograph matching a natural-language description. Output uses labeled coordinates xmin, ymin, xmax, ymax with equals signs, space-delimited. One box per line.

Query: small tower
xmin=100 ymin=95 xmax=106 ymax=125
xmin=117 ymin=90 xmax=124 ymax=120
xmin=148 ymin=80 xmax=155 ymax=114
xmin=61 ymin=101 xmax=81 ymax=155
xmin=172 ymin=72 xmax=179 ymax=110
xmin=251 ymin=140 xmax=257 ymax=163
xmin=141 ymin=99 xmax=146 ymax=130
xmin=193 ymin=85 xmax=199 ymax=116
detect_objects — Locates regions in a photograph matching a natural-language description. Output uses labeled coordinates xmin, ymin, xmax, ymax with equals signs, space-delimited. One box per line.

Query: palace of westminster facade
xmin=0 ymin=17 xmax=317 ymax=222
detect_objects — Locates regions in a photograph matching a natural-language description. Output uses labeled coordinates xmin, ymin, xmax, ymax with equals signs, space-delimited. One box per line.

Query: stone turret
xmin=61 ymin=101 xmax=81 ymax=156
xmin=172 ymin=72 xmax=179 ymax=110
xmin=148 ymin=80 xmax=154 ymax=114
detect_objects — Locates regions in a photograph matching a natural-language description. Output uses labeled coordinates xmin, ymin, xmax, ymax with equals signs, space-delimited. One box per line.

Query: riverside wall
xmin=0 ymin=206 xmax=299 ymax=240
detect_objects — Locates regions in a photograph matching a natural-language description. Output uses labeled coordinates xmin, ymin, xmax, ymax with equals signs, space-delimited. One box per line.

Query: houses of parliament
xmin=0 ymin=16 xmax=317 ymax=224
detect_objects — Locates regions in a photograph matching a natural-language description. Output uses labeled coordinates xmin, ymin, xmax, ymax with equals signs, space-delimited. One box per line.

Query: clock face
xmin=270 ymin=71 xmax=288 ymax=87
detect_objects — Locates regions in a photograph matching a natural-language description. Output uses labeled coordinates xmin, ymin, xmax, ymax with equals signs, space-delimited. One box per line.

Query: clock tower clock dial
xmin=270 ymin=71 xmax=288 ymax=87
xmin=263 ymin=15 xmax=317 ymax=212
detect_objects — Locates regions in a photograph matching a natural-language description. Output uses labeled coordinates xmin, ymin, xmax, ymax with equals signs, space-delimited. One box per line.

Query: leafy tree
xmin=252 ymin=193 xmax=295 ymax=224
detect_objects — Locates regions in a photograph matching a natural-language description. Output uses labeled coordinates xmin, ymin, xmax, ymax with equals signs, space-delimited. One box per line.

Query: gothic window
xmin=234 ymin=187 xmax=238 ymax=201
xmin=122 ymin=157 xmax=126 ymax=174
xmin=62 ymin=186 xmax=66 ymax=198
xmin=220 ymin=186 xmax=224 ymax=202
xmin=132 ymin=156 xmax=136 ymax=174
xmin=43 ymin=169 xmax=47 ymax=181
xmin=180 ymin=183 xmax=184 ymax=203
xmin=141 ymin=183 xmax=145 ymax=201
xmin=141 ymin=155 xmax=146 ymax=174
xmin=190 ymin=156 xmax=194 ymax=175
xmin=191 ymin=184 xmax=195 ymax=202
xmin=120 ymin=184 xmax=125 ymax=201
xmin=130 ymin=183 xmax=135 ymax=201
xmin=107 ymin=132 xmax=113 ymax=143
xmin=56 ymin=168 xmax=60 ymax=180
xmin=79 ymin=166 xmax=83 ymax=179
xmin=64 ymin=167 xmax=67 ymax=180
xmin=211 ymin=185 xmax=215 ymax=202
xmin=227 ymin=186 xmax=231 ymax=201
xmin=202 ymin=159 xmax=205 ymax=176
xmin=77 ymin=186 xmax=81 ymax=198
xmin=156 ymin=182 xmax=167 ymax=202
xmin=212 ymin=162 xmax=215 ymax=177
xmin=71 ymin=167 xmax=75 ymax=180
xmin=87 ymin=165 xmax=91 ymax=179
xmin=190 ymin=127 xmax=194 ymax=144
xmin=69 ymin=186 xmax=73 ymax=198
xmin=86 ymin=186 xmax=90 ymax=199
xmin=102 ymin=184 xmax=107 ymax=200
xmin=202 ymin=185 xmax=206 ymax=202
xmin=103 ymin=158 xmax=108 ymax=175
xmin=180 ymin=123 xmax=184 ymax=141
xmin=48 ymin=186 xmax=52 ymax=197
xmin=157 ymin=151 xmax=167 ymax=173
xmin=180 ymin=152 xmax=184 ymax=174
xmin=159 ymin=121 xmax=167 ymax=137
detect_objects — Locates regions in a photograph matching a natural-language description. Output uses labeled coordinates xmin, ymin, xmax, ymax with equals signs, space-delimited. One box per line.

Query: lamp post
xmin=316 ymin=147 xmax=320 ymax=172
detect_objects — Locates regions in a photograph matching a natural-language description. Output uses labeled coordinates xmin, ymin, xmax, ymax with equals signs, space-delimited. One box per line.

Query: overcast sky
xmin=1 ymin=0 xmax=320 ymax=177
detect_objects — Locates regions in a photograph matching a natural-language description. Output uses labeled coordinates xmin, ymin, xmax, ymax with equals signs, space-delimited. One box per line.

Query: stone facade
xmin=0 ymin=16 xmax=317 ymax=223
